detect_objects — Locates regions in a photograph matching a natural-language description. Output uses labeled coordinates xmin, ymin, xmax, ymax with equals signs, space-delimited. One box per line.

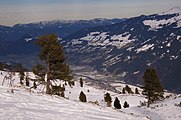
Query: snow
xmin=0 ymin=70 xmax=181 ymax=120
xmin=143 ymin=7 xmax=181 ymax=30
xmin=110 ymin=34 xmax=135 ymax=49
xmin=177 ymin=36 xmax=181 ymax=40
xmin=160 ymin=7 xmax=181 ymax=15
xmin=79 ymin=32 xmax=135 ymax=49
xmin=135 ymin=44 xmax=154 ymax=53
xmin=25 ymin=38 xmax=33 ymax=42
xmin=133 ymin=71 xmax=140 ymax=75
xmin=80 ymin=32 xmax=109 ymax=46
xmin=123 ymin=95 xmax=181 ymax=120
xmin=103 ymin=55 xmax=122 ymax=67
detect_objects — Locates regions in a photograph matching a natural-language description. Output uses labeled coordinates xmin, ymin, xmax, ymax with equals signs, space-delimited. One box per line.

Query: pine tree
xmin=142 ymin=68 xmax=164 ymax=107
xmin=35 ymin=34 xmax=72 ymax=94
xmin=125 ymin=85 xmax=133 ymax=94
xmin=104 ymin=92 xmax=112 ymax=107
xmin=0 ymin=64 xmax=3 ymax=70
xmin=135 ymin=88 xmax=139 ymax=94
xmin=79 ymin=91 xmax=87 ymax=102
xmin=25 ymin=73 xmax=30 ymax=87
xmin=80 ymin=78 xmax=83 ymax=87
xmin=18 ymin=64 xmax=25 ymax=85
xmin=122 ymin=88 xmax=126 ymax=94
xmin=123 ymin=101 xmax=129 ymax=108
xmin=114 ymin=97 xmax=121 ymax=109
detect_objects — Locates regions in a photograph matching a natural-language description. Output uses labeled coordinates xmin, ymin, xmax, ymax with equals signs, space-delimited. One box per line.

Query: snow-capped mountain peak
xmin=161 ymin=6 xmax=181 ymax=15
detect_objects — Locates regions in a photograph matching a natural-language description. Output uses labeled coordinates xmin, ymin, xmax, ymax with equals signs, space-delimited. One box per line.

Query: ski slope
xmin=0 ymin=70 xmax=180 ymax=120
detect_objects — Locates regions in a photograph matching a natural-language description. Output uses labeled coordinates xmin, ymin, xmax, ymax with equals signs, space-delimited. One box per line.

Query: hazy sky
xmin=0 ymin=0 xmax=181 ymax=26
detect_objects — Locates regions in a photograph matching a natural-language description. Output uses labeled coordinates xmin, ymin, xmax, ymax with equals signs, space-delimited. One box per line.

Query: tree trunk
xmin=46 ymin=62 xmax=51 ymax=94
xmin=46 ymin=79 xmax=51 ymax=94
xmin=147 ymin=96 xmax=150 ymax=107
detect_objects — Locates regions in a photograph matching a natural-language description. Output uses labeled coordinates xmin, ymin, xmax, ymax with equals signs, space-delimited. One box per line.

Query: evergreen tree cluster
xmin=122 ymin=85 xmax=140 ymax=94
xmin=113 ymin=97 xmax=129 ymax=109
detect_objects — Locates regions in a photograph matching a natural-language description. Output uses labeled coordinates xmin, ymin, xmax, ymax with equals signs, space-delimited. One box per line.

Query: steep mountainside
xmin=62 ymin=8 xmax=181 ymax=93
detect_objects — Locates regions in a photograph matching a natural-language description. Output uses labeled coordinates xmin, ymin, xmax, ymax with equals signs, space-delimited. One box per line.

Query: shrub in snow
xmin=123 ymin=101 xmax=129 ymax=108
xmin=87 ymin=89 xmax=90 ymax=92
xmin=104 ymin=92 xmax=112 ymax=107
xmin=51 ymin=85 xmax=65 ymax=96
xmin=89 ymin=100 xmax=99 ymax=106
xmin=72 ymin=81 xmax=75 ymax=86
xmin=60 ymin=91 xmax=65 ymax=97
xmin=80 ymin=78 xmax=83 ymax=87
xmin=79 ymin=91 xmax=87 ymax=102
xmin=139 ymin=101 xmax=147 ymax=107
xmin=135 ymin=88 xmax=139 ymax=94
xmin=114 ymin=97 xmax=121 ymax=109
xmin=68 ymin=81 xmax=74 ymax=88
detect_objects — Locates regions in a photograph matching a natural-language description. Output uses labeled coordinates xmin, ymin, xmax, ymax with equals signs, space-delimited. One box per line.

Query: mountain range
xmin=0 ymin=8 xmax=180 ymax=93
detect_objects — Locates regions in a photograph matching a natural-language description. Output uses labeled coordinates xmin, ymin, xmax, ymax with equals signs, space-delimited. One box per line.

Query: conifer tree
xmin=114 ymin=97 xmax=121 ymax=109
xmin=18 ymin=64 xmax=25 ymax=85
xmin=35 ymin=34 xmax=72 ymax=94
xmin=104 ymin=92 xmax=112 ymax=107
xmin=135 ymin=88 xmax=139 ymax=94
xmin=79 ymin=91 xmax=87 ymax=102
xmin=122 ymin=88 xmax=126 ymax=94
xmin=123 ymin=101 xmax=129 ymax=108
xmin=0 ymin=64 xmax=3 ymax=70
xmin=125 ymin=85 xmax=133 ymax=94
xmin=142 ymin=68 xmax=164 ymax=107
xmin=80 ymin=78 xmax=83 ymax=87
xmin=25 ymin=73 xmax=30 ymax=87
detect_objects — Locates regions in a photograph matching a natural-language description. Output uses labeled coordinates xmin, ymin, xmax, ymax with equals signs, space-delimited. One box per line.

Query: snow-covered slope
xmin=0 ymin=70 xmax=181 ymax=120
xmin=0 ymin=86 xmax=147 ymax=120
